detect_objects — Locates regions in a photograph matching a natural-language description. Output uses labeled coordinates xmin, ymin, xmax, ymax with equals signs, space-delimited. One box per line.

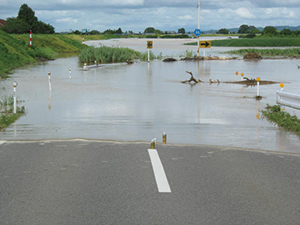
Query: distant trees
xmin=1 ymin=4 xmax=55 ymax=34
xmin=262 ymin=26 xmax=279 ymax=36
xmin=217 ymin=28 xmax=230 ymax=34
xmin=103 ymin=28 xmax=123 ymax=35
xmin=238 ymin=24 xmax=260 ymax=34
xmin=178 ymin=28 xmax=185 ymax=34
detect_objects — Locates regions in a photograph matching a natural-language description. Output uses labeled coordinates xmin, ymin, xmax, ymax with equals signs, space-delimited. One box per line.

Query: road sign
xmin=147 ymin=41 xmax=153 ymax=49
xmin=199 ymin=41 xmax=211 ymax=48
xmin=194 ymin=29 xmax=201 ymax=37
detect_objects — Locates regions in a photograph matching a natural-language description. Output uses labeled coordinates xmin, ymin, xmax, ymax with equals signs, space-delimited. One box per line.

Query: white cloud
xmin=179 ymin=15 xmax=193 ymax=20
xmin=236 ymin=8 xmax=255 ymax=19
xmin=1 ymin=0 xmax=300 ymax=32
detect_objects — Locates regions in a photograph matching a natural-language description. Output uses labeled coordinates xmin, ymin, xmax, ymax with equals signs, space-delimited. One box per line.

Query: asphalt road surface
xmin=0 ymin=140 xmax=299 ymax=225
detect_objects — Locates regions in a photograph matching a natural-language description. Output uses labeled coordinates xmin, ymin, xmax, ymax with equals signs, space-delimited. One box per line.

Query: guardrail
xmin=276 ymin=91 xmax=300 ymax=110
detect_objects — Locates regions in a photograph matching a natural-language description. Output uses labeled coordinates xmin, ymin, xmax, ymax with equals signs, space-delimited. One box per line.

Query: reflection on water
xmin=1 ymin=48 xmax=300 ymax=153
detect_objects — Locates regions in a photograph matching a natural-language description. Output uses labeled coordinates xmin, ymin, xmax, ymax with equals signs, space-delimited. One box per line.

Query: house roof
xmin=0 ymin=19 xmax=6 ymax=27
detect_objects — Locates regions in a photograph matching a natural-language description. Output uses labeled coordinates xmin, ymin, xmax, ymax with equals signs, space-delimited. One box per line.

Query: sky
xmin=0 ymin=0 xmax=300 ymax=33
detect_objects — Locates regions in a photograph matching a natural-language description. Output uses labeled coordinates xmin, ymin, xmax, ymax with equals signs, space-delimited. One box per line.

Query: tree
xmin=144 ymin=27 xmax=156 ymax=33
xmin=1 ymin=17 xmax=29 ymax=34
xmin=17 ymin=4 xmax=37 ymax=26
xmin=280 ymin=29 xmax=292 ymax=36
xmin=263 ymin=26 xmax=279 ymax=36
xmin=116 ymin=27 xmax=123 ymax=34
xmin=178 ymin=28 xmax=185 ymax=34
xmin=155 ymin=29 xmax=163 ymax=34
xmin=1 ymin=4 xmax=55 ymax=34
xmin=217 ymin=28 xmax=230 ymax=34
xmin=238 ymin=24 xmax=249 ymax=34
xmin=248 ymin=26 xmax=260 ymax=34
xmin=89 ymin=30 xmax=101 ymax=35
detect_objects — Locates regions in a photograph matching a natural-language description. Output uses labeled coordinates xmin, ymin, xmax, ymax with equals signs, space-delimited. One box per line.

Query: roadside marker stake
xmin=162 ymin=132 xmax=167 ymax=144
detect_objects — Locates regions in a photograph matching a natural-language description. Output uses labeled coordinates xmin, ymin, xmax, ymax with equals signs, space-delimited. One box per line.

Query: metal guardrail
xmin=276 ymin=91 xmax=300 ymax=110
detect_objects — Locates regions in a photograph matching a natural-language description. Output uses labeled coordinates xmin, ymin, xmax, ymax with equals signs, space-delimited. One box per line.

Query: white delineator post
xmin=69 ymin=68 xmax=72 ymax=79
xmin=256 ymin=77 xmax=260 ymax=96
xmin=48 ymin=72 xmax=52 ymax=92
xmin=13 ymin=81 xmax=18 ymax=114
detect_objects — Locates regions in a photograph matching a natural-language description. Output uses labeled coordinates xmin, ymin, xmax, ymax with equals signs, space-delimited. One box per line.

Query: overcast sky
xmin=1 ymin=0 xmax=300 ymax=32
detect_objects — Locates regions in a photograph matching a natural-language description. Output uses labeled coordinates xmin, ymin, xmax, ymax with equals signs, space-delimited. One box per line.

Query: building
xmin=0 ymin=19 xmax=6 ymax=27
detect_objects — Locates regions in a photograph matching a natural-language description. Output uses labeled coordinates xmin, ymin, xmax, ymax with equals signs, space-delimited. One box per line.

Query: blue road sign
xmin=194 ymin=29 xmax=201 ymax=36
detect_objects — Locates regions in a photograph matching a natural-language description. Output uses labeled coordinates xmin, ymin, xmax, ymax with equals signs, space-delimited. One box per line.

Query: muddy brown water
xmin=1 ymin=38 xmax=300 ymax=153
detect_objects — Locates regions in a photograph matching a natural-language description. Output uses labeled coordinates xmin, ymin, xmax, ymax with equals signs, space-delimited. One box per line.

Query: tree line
xmin=1 ymin=4 xmax=55 ymax=34
xmin=217 ymin=24 xmax=300 ymax=37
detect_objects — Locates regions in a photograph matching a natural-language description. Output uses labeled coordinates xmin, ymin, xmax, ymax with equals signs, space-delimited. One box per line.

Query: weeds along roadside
xmin=261 ymin=104 xmax=300 ymax=135
xmin=0 ymin=95 xmax=25 ymax=131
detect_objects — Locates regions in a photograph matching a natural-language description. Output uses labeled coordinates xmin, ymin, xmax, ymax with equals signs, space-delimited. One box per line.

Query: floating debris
xmin=163 ymin=58 xmax=177 ymax=62
xmin=243 ymin=52 xmax=262 ymax=60
xmin=181 ymin=71 xmax=202 ymax=84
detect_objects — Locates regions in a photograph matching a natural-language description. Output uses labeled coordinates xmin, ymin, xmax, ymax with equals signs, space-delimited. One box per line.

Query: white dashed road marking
xmin=148 ymin=149 xmax=172 ymax=193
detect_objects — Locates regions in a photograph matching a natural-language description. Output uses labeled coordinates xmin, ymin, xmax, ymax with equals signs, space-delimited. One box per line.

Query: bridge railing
xmin=276 ymin=90 xmax=300 ymax=110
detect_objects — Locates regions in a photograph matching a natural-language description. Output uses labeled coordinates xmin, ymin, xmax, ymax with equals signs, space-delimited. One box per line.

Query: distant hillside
xmin=205 ymin=25 xmax=300 ymax=34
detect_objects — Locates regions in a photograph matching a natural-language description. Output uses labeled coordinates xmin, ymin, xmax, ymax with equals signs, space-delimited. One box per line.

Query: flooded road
xmin=1 ymin=39 xmax=300 ymax=153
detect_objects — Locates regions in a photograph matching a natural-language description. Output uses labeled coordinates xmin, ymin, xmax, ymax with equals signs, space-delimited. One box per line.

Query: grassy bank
xmin=185 ymin=37 xmax=300 ymax=47
xmin=0 ymin=31 xmax=86 ymax=79
xmin=262 ymin=105 xmax=300 ymax=135
xmin=212 ymin=38 xmax=300 ymax=47
xmin=224 ymin=48 xmax=300 ymax=57
xmin=0 ymin=95 xmax=25 ymax=130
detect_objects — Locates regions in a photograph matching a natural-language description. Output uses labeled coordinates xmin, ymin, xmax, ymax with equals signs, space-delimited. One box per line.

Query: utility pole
xmin=197 ymin=0 xmax=201 ymax=57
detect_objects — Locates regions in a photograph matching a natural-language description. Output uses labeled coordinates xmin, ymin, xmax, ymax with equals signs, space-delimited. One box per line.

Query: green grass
xmin=0 ymin=95 xmax=25 ymax=130
xmin=261 ymin=105 xmax=300 ymax=134
xmin=185 ymin=37 xmax=300 ymax=47
xmin=79 ymin=46 xmax=141 ymax=63
xmin=79 ymin=46 xmax=164 ymax=63
xmin=224 ymin=48 xmax=300 ymax=57
xmin=212 ymin=38 xmax=300 ymax=47
xmin=0 ymin=31 xmax=85 ymax=78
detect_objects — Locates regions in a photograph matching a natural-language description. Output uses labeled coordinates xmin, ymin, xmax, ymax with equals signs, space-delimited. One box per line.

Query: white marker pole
xmin=197 ymin=0 xmax=201 ymax=57
xmin=48 ymin=72 xmax=52 ymax=92
xmin=69 ymin=68 xmax=72 ymax=79
xmin=256 ymin=77 xmax=260 ymax=96
xmin=13 ymin=81 xmax=18 ymax=114
xmin=148 ymin=49 xmax=150 ymax=62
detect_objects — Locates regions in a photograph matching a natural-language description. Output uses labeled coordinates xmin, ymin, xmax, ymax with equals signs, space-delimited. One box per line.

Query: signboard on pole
xmin=199 ymin=41 xmax=211 ymax=48
xmin=194 ymin=29 xmax=201 ymax=37
xmin=147 ymin=41 xmax=153 ymax=49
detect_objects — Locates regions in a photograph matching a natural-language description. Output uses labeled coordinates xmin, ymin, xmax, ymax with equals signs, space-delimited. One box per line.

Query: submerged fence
xmin=276 ymin=91 xmax=300 ymax=110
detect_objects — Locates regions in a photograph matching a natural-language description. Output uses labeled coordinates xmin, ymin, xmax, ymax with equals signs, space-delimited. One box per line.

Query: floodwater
xmin=1 ymin=38 xmax=300 ymax=153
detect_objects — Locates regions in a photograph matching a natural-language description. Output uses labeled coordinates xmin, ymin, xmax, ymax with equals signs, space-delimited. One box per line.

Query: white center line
xmin=148 ymin=149 xmax=172 ymax=193
xmin=0 ymin=141 xmax=6 ymax=145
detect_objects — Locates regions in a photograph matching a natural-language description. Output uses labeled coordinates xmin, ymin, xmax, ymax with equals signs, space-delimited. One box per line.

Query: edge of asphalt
xmin=1 ymin=138 xmax=299 ymax=156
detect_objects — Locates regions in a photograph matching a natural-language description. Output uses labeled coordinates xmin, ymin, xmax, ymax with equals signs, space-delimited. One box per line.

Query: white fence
xmin=276 ymin=91 xmax=300 ymax=110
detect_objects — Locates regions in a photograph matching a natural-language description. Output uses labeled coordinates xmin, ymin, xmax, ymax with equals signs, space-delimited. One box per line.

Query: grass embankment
xmin=225 ymin=48 xmax=300 ymax=58
xmin=0 ymin=95 xmax=25 ymax=130
xmin=214 ymin=38 xmax=300 ymax=57
xmin=0 ymin=31 xmax=86 ymax=79
xmin=186 ymin=37 xmax=300 ymax=57
xmin=185 ymin=37 xmax=300 ymax=47
xmin=212 ymin=38 xmax=300 ymax=47
xmin=262 ymin=105 xmax=300 ymax=135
